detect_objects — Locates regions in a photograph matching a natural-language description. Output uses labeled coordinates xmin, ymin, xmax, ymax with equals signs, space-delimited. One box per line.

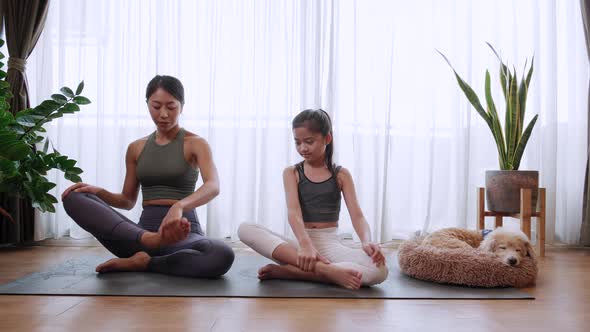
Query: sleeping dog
xmin=422 ymin=227 xmax=535 ymax=266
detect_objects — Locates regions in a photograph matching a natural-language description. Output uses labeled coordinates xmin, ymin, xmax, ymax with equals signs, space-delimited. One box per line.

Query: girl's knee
xmin=237 ymin=222 xmax=258 ymax=246
xmin=363 ymin=265 xmax=389 ymax=286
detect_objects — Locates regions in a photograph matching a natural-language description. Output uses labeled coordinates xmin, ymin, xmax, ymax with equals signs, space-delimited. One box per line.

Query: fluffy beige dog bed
xmin=397 ymin=232 xmax=538 ymax=288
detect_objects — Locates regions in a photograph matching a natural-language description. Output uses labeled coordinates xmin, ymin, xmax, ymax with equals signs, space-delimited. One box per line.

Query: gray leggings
xmin=62 ymin=192 xmax=234 ymax=278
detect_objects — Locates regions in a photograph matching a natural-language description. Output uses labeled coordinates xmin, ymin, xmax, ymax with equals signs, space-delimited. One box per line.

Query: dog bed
xmin=397 ymin=237 xmax=537 ymax=288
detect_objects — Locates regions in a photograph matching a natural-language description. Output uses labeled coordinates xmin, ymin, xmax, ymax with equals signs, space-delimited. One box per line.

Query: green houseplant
xmin=439 ymin=43 xmax=539 ymax=213
xmin=0 ymin=38 xmax=90 ymax=222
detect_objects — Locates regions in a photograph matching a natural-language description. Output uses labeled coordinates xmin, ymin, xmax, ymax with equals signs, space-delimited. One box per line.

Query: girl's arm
xmin=339 ymin=167 xmax=386 ymax=266
xmin=61 ymin=141 xmax=141 ymax=210
xmin=283 ymin=166 xmax=330 ymax=271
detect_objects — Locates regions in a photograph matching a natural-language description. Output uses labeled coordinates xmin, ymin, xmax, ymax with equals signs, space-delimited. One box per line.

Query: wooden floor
xmin=0 ymin=245 xmax=589 ymax=332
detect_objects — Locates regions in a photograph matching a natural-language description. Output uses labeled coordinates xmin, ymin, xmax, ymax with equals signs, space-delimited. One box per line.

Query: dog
xmin=422 ymin=227 xmax=535 ymax=266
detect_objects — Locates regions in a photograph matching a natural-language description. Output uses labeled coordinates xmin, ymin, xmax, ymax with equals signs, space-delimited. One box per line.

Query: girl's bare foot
xmin=258 ymin=264 xmax=286 ymax=280
xmin=258 ymin=263 xmax=362 ymax=289
xmin=316 ymin=263 xmax=363 ymax=290
xmin=96 ymin=251 xmax=151 ymax=273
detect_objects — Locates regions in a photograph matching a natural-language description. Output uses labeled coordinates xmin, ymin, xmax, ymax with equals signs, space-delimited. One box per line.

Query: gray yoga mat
xmin=0 ymin=253 xmax=533 ymax=299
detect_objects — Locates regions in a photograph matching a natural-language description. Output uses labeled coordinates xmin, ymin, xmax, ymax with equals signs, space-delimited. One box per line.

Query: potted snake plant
xmin=439 ymin=43 xmax=538 ymax=213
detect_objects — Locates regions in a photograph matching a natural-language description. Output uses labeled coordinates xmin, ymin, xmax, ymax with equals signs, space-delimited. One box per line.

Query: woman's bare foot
xmin=159 ymin=217 xmax=190 ymax=246
xmin=316 ymin=263 xmax=363 ymax=290
xmin=140 ymin=218 xmax=191 ymax=248
xmin=96 ymin=251 xmax=151 ymax=273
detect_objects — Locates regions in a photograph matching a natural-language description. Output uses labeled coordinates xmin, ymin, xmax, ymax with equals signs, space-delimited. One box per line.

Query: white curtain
xmin=28 ymin=0 xmax=587 ymax=245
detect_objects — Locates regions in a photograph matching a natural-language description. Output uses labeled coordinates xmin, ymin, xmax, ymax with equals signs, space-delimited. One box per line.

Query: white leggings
xmin=238 ymin=223 xmax=389 ymax=286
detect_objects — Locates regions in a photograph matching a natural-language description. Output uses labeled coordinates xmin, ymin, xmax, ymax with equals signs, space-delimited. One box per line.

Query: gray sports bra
xmin=296 ymin=162 xmax=342 ymax=223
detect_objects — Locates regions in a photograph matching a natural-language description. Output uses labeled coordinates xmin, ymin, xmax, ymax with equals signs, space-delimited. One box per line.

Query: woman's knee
xmin=206 ymin=239 xmax=235 ymax=276
xmin=63 ymin=191 xmax=100 ymax=214
xmin=63 ymin=191 xmax=93 ymax=219
xmin=62 ymin=191 xmax=82 ymax=213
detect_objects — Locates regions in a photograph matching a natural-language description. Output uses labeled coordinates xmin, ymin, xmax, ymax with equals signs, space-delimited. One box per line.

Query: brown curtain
xmin=0 ymin=0 xmax=50 ymax=244
xmin=581 ymin=0 xmax=590 ymax=246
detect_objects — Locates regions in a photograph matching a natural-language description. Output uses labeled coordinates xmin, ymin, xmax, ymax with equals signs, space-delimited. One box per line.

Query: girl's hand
xmin=297 ymin=244 xmax=330 ymax=272
xmin=362 ymin=242 xmax=386 ymax=267
xmin=61 ymin=183 xmax=103 ymax=200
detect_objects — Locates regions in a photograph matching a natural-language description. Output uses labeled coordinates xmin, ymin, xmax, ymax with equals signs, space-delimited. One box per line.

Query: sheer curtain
xmin=28 ymin=0 xmax=587 ymax=245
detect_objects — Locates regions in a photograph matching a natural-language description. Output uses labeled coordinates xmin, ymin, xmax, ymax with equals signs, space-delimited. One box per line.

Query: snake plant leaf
xmin=512 ymin=114 xmax=538 ymax=170
xmin=505 ymin=71 xmax=514 ymax=157
xmin=485 ymin=70 xmax=507 ymax=168
xmin=486 ymin=42 xmax=509 ymax=100
xmin=511 ymin=67 xmax=521 ymax=158
xmin=518 ymin=74 xmax=527 ymax=137
xmin=519 ymin=57 xmax=534 ymax=134
xmin=441 ymin=43 xmax=537 ymax=170
xmin=490 ymin=112 xmax=508 ymax=169
xmin=437 ymin=50 xmax=492 ymax=128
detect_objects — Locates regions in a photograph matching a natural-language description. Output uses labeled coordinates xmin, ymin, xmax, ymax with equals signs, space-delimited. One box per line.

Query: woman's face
xmin=293 ymin=126 xmax=331 ymax=163
xmin=147 ymin=88 xmax=182 ymax=132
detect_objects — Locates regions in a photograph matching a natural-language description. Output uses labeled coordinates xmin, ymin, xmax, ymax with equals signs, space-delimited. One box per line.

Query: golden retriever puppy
xmin=422 ymin=227 xmax=535 ymax=266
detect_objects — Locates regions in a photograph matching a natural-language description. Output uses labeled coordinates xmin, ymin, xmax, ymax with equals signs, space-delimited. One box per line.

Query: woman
xmin=62 ymin=75 xmax=234 ymax=278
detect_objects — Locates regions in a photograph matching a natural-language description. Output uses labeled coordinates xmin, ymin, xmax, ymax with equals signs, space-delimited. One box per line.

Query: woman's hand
xmin=297 ymin=243 xmax=330 ymax=272
xmin=362 ymin=242 xmax=386 ymax=267
xmin=158 ymin=204 xmax=190 ymax=245
xmin=61 ymin=183 xmax=103 ymax=200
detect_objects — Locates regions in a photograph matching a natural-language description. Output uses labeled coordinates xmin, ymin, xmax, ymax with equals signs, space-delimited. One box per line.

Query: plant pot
xmin=485 ymin=170 xmax=539 ymax=213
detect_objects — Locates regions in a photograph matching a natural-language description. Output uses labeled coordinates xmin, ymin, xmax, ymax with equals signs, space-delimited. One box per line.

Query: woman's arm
xmin=339 ymin=167 xmax=386 ymax=266
xmin=159 ymin=136 xmax=219 ymax=228
xmin=284 ymin=166 xmax=330 ymax=271
xmin=171 ymin=136 xmax=220 ymax=212
xmin=61 ymin=141 xmax=141 ymax=210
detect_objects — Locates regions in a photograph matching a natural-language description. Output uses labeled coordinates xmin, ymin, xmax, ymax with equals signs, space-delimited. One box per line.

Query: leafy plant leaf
xmin=60 ymin=87 xmax=75 ymax=98
xmin=62 ymin=103 xmax=80 ymax=114
xmin=73 ymin=96 xmax=91 ymax=105
xmin=51 ymin=94 xmax=68 ymax=105
xmin=0 ymin=131 xmax=31 ymax=160
xmin=75 ymin=81 xmax=85 ymax=95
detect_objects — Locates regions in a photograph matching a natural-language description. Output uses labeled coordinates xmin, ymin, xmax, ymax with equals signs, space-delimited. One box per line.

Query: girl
xmin=238 ymin=109 xmax=388 ymax=289
xmin=61 ymin=75 xmax=234 ymax=278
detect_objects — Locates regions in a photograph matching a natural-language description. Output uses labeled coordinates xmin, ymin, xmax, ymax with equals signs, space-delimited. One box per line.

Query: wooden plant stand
xmin=477 ymin=187 xmax=546 ymax=257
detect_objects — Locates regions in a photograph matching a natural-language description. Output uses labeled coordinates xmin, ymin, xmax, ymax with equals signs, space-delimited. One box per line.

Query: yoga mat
xmin=0 ymin=253 xmax=534 ymax=299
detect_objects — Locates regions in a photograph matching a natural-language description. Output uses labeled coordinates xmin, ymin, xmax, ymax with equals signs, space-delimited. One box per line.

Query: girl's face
xmin=147 ymin=88 xmax=182 ymax=132
xmin=293 ymin=126 xmax=332 ymax=163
